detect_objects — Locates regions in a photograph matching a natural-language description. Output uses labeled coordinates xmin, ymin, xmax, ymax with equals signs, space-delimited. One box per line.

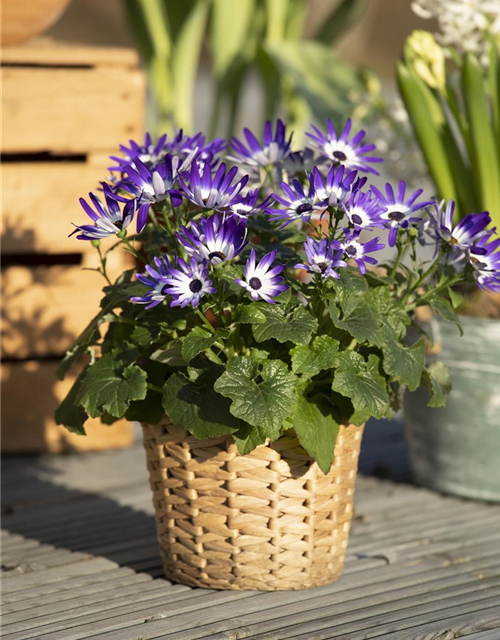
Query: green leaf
xmin=171 ymin=0 xmax=210 ymax=131
xmin=332 ymin=352 xmax=390 ymax=420
xmin=327 ymin=295 xmax=382 ymax=346
xmin=211 ymin=0 xmax=254 ymax=78
xmin=421 ymin=361 xmax=452 ymax=408
xmin=463 ymin=52 xmax=500 ymax=228
xmin=214 ymin=356 xmax=297 ymax=436
xmin=314 ymin=0 xmax=368 ymax=46
xmin=182 ymin=327 xmax=228 ymax=363
xmin=428 ymin=296 xmax=463 ymax=335
xmin=126 ymin=390 xmax=164 ymax=424
xmin=448 ymin=287 xmax=463 ymax=309
xmin=252 ymin=304 xmax=318 ymax=345
xmin=77 ymin=346 xmax=147 ymax=418
xmin=382 ymin=337 xmax=426 ymax=392
xmin=130 ymin=325 xmax=153 ymax=347
xmin=397 ymin=61 xmax=458 ymax=206
xmin=54 ymin=368 xmax=89 ymax=434
xmin=264 ymin=40 xmax=361 ymax=124
xmin=235 ymin=305 xmax=267 ymax=324
xmin=291 ymin=389 xmax=340 ymax=474
xmin=163 ymin=371 xmax=241 ymax=438
xmin=291 ymin=335 xmax=340 ymax=377
xmin=151 ymin=341 xmax=186 ymax=366
xmin=368 ymin=287 xmax=410 ymax=340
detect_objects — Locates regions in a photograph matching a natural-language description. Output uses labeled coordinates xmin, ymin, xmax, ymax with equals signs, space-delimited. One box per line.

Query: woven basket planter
xmin=142 ymin=418 xmax=364 ymax=591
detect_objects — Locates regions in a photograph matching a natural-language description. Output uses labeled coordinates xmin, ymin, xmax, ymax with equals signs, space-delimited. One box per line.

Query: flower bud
xmin=91 ymin=239 xmax=101 ymax=248
xmin=405 ymin=30 xmax=446 ymax=90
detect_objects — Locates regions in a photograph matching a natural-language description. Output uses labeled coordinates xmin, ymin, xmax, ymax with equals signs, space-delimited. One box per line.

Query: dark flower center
xmin=114 ymin=220 xmax=124 ymax=230
xmin=296 ymin=203 xmax=313 ymax=214
xmin=208 ymin=251 xmax=226 ymax=262
xmin=388 ymin=210 xmax=405 ymax=222
xmin=351 ymin=214 xmax=363 ymax=225
xmin=332 ymin=150 xmax=347 ymax=161
xmin=345 ymin=245 xmax=357 ymax=257
xmin=189 ymin=279 xmax=203 ymax=293
xmin=316 ymin=262 xmax=329 ymax=273
xmin=249 ymin=277 xmax=262 ymax=290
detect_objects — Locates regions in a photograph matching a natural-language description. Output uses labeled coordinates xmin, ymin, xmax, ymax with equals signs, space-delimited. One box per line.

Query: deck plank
xmin=2 ymin=418 xmax=499 ymax=640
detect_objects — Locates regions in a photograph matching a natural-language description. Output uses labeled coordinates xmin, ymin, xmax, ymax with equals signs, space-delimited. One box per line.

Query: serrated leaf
xmin=182 ymin=327 xmax=228 ymax=363
xmin=151 ymin=341 xmax=186 ymax=366
xmin=54 ymin=368 xmax=89 ymax=434
xmin=368 ymin=287 xmax=410 ymax=339
xmin=291 ymin=390 xmax=340 ymax=474
xmin=130 ymin=325 xmax=153 ymax=347
xmin=291 ymin=335 xmax=340 ymax=377
xmin=327 ymin=295 xmax=382 ymax=346
xmin=382 ymin=337 xmax=426 ymax=392
xmin=252 ymin=304 xmax=318 ymax=345
xmin=77 ymin=346 xmax=147 ymax=418
xmin=235 ymin=305 xmax=267 ymax=324
xmin=428 ymin=296 xmax=463 ymax=335
xmin=448 ymin=287 xmax=463 ymax=309
xmin=421 ymin=361 xmax=452 ymax=408
xmin=163 ymin=371 xmax=241 ymax=438
xmin=332 ymin=352 xmax=389 ymax=420
xmin=214 ymin=356 xmax=297 ymax=436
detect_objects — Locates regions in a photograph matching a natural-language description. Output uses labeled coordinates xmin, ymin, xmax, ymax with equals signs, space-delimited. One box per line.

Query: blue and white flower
xmin=236 ymin=249 xmax=288 ymax=303
xmin=228 ymin=189 xmax=261 ymax=219
xmin=178 ymin=214 xmax=247 ymax=265
xmin=131 ymin=255 xmax=171 ymax=309
xmin=108 ymin=133 xmax=169 ymax=172
xmin=341 ymin=230 xmax=385 ymax=275
xmin=312 ymin=164 xmax=363 ymax=208
xmin=469 ymin=231 xmax=500 ymax=292
xmin=265 ymin=178 xmax=325 ymax=229
xmin=163 ymin=258 xmax=217 ymax=308
xmin=343 ymin=189 xmax=385 ymax=231
xmin=371 ymin=181 xmax=432 ymax=246
xmin=72 ymin=183 xmax=136 ymax=240
xmin=295 ymin=236 xmax=346 ymax=280
xmin=121 ymin=155 xmax=186 ymax=232
xmin=306 ymin=118 xmax=383 ymax=175
xmin=428 ymin=200 xmax=491 ymax=252
xmin=179 ymin=161 xmax=249 ymax=210
xmin=229 ymin=119 xmax=293 ymax=168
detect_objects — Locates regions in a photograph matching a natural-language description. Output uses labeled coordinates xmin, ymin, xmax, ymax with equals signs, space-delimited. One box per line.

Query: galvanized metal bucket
xmin=404 ymin=316 xmax=500 ymax=502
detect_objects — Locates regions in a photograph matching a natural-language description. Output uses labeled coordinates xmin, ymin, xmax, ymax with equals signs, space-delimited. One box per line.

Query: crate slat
xmin=1 ymin=360 xmax=133 ymax=453
xmin=2 ymin=155 xmax=118 ymax=254
xmin=1 ymin=65 xmax=145 ymax=154
xmin=1 ymin=251 xmax=134 ymax=359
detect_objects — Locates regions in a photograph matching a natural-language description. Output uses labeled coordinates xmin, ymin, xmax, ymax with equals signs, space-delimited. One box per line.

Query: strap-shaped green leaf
xmin=171 ymin=0 xmax=210 ymax=131
xmin=211 ymin=0 xmax=255 ymax=79
xmin=313 ymin=0 xmax=368 ymax=46
xmin=397 ymin=61 xmax=458 ymax=206
xmin=463 ymin=53 xmax=500 ymax=227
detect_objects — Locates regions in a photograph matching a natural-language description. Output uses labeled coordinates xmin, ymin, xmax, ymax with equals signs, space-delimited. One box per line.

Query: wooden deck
xmin=2 ymin=419 xmax=500 ymax=640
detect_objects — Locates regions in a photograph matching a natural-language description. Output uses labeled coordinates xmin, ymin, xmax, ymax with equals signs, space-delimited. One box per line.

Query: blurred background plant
xmin=396 ymin=5 xmax=500 ymax=228
xmin=121 ymin=0 xmax=377 ymax=141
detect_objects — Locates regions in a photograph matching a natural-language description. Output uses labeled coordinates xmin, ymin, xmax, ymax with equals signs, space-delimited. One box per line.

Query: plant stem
xmin=402 ymin=249 xmax=446 ymax=303
xmin=94 ymin=242 xmax=112 ymax=285
xmin=147 ymin=383 xmax=163 ymax=394
xmin=120 ymin=236 xmax=148 ymax=264
xmin=195 ymin=308 xmax=215 ymax=333
xmin=389 ymin=241 xmax=405 ymax=279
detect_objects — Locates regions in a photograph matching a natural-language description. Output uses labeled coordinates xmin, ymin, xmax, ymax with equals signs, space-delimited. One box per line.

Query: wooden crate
xmin=1 ymin=40 xmax=146 ymax=453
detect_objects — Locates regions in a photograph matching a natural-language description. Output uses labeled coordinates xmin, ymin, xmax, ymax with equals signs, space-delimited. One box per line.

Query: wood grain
xmin=1 ymin=359 xmax=133 ymax=454
xmin=1 ymin=154 xmax=116 ymax=254
xmin=1 ymin=65 xmax=145 ymax=153
xmin=1 ymin=250 xmax=134 ymax=359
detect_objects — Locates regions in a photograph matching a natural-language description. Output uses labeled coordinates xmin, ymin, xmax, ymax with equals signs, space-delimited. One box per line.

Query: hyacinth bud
xmin=405 ymin=30 xmax=446 ymax=91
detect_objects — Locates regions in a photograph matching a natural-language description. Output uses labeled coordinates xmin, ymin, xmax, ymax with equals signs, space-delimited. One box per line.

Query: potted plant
xmin=55 ymin=118 xmax=499 ymax=590
xmin=397 ymin=9 xmax=500 ymax=500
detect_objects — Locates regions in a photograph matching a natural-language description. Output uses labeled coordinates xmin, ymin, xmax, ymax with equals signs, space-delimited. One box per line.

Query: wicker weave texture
xmin=142 ymin=418 xmax=364 ymax=591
